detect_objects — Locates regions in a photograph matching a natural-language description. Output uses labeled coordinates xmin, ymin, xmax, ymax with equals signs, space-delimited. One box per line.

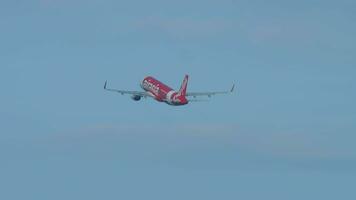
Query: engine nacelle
xmin=131 ymin=95 xmax=141 ymax=101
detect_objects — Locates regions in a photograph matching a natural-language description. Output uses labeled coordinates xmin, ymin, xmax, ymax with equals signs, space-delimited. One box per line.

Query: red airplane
xmin=104 ymin=75 xmax=235 ymax=106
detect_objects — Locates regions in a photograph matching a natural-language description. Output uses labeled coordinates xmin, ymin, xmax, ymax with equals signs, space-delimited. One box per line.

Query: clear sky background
xmin=1 ymin=0 xmax=356 ymax=199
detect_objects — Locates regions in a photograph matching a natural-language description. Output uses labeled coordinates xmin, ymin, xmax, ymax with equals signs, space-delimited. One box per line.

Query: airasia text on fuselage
xmin=141 ymin=76 xmax=188 ymax=105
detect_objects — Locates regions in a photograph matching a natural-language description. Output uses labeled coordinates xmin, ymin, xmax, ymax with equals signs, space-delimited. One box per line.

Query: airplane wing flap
xmin=104 ymin=81 xmax=150 ymax=97
xmin=106 ymin=89 xmax=149 ymax=97
xmin=186 ymin=84 xmax=235 ymax=97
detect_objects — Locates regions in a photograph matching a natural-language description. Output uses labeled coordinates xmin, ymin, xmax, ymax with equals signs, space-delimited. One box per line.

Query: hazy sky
xmin=1 ymin=0 xmax=356 ymax=199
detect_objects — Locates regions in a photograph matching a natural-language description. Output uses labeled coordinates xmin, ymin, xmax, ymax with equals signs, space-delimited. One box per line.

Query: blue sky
xmin=1 ymin=0 xmax=356 ymax=199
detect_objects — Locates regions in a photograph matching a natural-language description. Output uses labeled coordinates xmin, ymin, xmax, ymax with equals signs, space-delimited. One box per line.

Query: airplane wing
xmin=186 ymin=84 xmax=235 ymax=98
xmin=104 ymin=81 xmax=151 ymax=97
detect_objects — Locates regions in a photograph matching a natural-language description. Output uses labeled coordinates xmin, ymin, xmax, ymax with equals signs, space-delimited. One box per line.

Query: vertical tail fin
xmin=178 ymin=75 xmax=189 ymax=96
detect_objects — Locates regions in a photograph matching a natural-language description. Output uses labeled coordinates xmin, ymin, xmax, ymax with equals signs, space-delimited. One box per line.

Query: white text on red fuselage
xmin=143 ymin=79 xmax=160 ymax=96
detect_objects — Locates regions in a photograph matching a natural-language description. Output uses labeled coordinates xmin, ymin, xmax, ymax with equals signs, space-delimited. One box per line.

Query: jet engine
xmin=131 ymin=95 xmax=141 ymax=101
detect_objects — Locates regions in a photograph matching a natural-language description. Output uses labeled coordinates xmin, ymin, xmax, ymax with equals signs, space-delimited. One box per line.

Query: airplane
xmin=104 ymin=75 xmax=235 ymax=106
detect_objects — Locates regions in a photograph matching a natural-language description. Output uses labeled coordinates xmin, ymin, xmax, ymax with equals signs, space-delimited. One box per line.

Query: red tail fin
xmin=178 ymin=75 xmax=189 ymax=96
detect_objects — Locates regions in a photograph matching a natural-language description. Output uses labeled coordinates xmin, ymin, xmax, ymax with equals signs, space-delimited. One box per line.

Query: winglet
xmin=104 ymin=81 xmax=108 ymax=90
xmin=230 ymin=83 xmax=235 ymax=93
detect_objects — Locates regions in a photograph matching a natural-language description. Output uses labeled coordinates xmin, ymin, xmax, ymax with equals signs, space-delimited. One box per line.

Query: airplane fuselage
xmin=141 ymin=76 xmax=188 ymax=106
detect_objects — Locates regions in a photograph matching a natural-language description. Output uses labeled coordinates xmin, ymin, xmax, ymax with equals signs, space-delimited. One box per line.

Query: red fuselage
xmin=141 ymin=76 xmax=188 ymax=106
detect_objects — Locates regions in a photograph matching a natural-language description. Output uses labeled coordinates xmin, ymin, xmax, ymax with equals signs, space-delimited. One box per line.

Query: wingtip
xmin=230 ymin=84 xmax=235 ymax=93
xmin=104 ymin=81 xmax=107 ymax=90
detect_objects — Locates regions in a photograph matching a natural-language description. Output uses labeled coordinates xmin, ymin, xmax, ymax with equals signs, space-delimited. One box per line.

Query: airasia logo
xmin=143 ymin=79 xmax=159 ymax=95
